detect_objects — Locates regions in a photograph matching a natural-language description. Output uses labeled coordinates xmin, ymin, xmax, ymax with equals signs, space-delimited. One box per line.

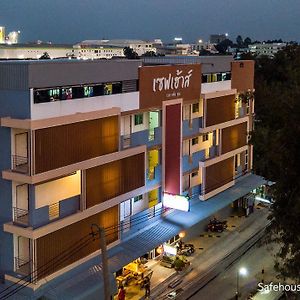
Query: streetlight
xmin=236 ymin=267 xmax=248 ymax=299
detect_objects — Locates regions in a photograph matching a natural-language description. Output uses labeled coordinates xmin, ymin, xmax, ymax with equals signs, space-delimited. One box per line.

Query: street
xmin=189 ymin=242 xmax=280 ymax=300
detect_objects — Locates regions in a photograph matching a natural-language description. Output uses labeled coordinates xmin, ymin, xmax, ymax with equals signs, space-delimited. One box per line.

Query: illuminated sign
xmin=163 ymin=193 xmax=190 ymax=212
xmin=163 ymin=243 xmax=177 ymax=256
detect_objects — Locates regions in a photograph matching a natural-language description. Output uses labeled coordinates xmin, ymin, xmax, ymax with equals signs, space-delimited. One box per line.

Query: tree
xmin=251 ymin=45 xmax=300 ymax=280
xmin=141 ymin=51 xmax=157 ymax=57
xmin=39 ymin=52 xmax=50 ymax=59
xmin=215 ymin=39 xmax=233 ymax=54
xmin=236 ymin=35 xmax=243 ymax=47
xmin=123 ymin=47 xmax=139 ymax=59
xmin=244 ymin=37 xmax=252 ymax=47
xmin=199 ymin=48 xmax=211 ymax=56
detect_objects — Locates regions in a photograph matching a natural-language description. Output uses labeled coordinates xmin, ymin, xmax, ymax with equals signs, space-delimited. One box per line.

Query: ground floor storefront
xmin=113 ymin=200 xmax=269 ymax=300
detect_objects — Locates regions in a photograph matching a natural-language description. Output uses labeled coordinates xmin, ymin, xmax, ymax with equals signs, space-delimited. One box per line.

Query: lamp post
xmin=236 ymin=267 xmax=247 ymax=299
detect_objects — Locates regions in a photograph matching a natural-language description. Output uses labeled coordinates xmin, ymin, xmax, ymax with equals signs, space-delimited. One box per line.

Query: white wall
xmin=0 ymin=47 xmax=72 ymax=59
xmin=30 ymin=91 xmax=139 ymax=120
xmin=131 ymin=194 xmax=148 ymax=215
xmin=121 ymin=115 xmax=131 ymax=136
xmin=201 ymin=80 xmax=231 ymax=94
xmin=35 ymin=171 xmax=81 ymax=208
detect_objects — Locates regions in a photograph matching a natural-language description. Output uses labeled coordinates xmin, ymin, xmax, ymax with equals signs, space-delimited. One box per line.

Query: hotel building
xmin=0 ymin=56 xmax=264 ymax=299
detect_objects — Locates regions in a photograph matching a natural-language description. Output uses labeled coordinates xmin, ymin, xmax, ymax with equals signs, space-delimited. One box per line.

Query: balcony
xmin=201 ymin=80 xmax=232 ymax=94
xmin=13 ymin=207 xmax=29 ymax=227
xmin=146 ymin=165 xmax=162 ymax=188
xmin=14 ymin=257 xmax=32 ymax=277
xmin=182 ymin=117 xmax=203 ymax=137
xmin=12 ymin=155 xmax=29 ymax=174
xmin=208 ymin=145 xmax=219 ymax=159
xmin=121 ymin=127 xmax=162 ymax=149
xmin=182 ymin=150 xmax=206 ymax=173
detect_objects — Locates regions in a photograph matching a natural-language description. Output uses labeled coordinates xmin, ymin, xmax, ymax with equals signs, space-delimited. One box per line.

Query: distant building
xmin=209 ymin=34 xmax=227 ymax=44
xmin=0 ymin=43 xmax=74 ymax=59
xmin=248 ymin=43 xmax=287 ymax=57
xmin=73 ymin=42 xmax=125 ymax=59
xmin=0 ymin=42 xmax=125 ymax=60
xmin=79 ymin=39 xmax=156 ymax=56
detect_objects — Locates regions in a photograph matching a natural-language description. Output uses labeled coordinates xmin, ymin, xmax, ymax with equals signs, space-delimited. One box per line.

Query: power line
xmin=0 ymin=205 xmax=167 ymax=299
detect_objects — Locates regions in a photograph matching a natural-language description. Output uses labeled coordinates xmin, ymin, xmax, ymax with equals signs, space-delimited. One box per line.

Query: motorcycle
xmin=207 ymin=218 xmax=227 ymax=233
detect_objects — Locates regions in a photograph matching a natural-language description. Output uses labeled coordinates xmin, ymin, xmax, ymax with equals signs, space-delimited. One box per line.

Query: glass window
xmin=133 ymin=195 xmax=143 ymax=203
xmin=93 ymin=84 xmax=104 ymax=96
xmin=49 ymin=89 xmax=60 ymax=101
xmin=192 ymin=137 xmax=198 ymax=145
xmin=84 ymin=86 xmax=93 ymax=97
xmin=112 ymin=82 xmax=122 ymax=94
xmin=202 ymin=134 xmax=209 ymax=142
xmin=134 ymin=114 xmax=144 ymax=126
xmin=72 ymin=86 xmax=84 ymax=99
xmin=217 ymin=73 xmax=222 ymax=81
xmin=34 ymin=90 xmax=50 ymax=103
xmin=192 ymin=103 xmax=199 ymax=113
xmin=104 ymin=83 xmax=113 ymax=95
xmin=61 ymin=88 xmax=72 ymax=100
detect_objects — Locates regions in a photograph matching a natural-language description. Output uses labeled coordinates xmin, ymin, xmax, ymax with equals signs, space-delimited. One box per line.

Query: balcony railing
xmin=14 ymin=257 xmax=32 ymax=277
xmin=12 ymin=155 xmax=29 ymax=174
xmin=13 ymin=207 xmax=29 ymax=227
xmin=123 ymin=134 xmax=131 ymax=149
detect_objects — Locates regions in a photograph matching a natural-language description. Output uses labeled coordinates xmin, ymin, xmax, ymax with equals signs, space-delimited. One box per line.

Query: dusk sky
xmin=1 ymin=0 xmax=299 ymax=44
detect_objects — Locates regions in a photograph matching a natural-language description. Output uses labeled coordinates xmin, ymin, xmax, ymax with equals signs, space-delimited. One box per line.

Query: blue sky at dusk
xmin=1 ymin=0 xmax=299 ymax=43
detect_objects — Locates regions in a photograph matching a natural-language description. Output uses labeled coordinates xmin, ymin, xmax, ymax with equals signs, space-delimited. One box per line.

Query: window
xmin=61 ymin=88 xmax=72 ymax=100
xmin=133 ymin=195 xmax=143 ymax=203
xmin=104 ymin=83 xmax=113 ymax=95
xmin=134 ymin=114 xmax=144 ymax=126
xmin=191 ymin=172 xmax=198 ymax=177
xmin=84 ymin=86 xmax=93 ymax=97
xmin=49 ymin=89 xmax=60 ymax=101
xmin=202 ymin=134 xmax=209 ymax=142
xmin=192 ymin=137 xmax=198 ymax=145
xmin=192 ymin=103 xmax=199 ymax=113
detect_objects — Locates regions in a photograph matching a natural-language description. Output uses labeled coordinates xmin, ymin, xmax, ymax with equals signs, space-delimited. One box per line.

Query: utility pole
xmin=91 ymin=224 xmax=110 ymax=300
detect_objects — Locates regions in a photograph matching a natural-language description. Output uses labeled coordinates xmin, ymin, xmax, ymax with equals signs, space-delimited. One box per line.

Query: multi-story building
xmin=79 ymin=39 xmax=157 ymax=56
xmin=249 ymin=42 xmax=287 ymax=57
xmin=0 ymin=57 xmax=265 ymax=299
xmin=0 ymin=43 xmax=125 ymax=60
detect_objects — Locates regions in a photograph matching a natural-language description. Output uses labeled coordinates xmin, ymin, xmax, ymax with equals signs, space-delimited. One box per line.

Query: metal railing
xmin=123 ymin=134 xmax=131 ymax=148
xmin=14 ymin=257 xmax=32 ymax=277
xmin=12 ymin=155 xmax=29 ymax=174
xmin=49 ymin=202 xmax=60 ymax=220
xmin=13 ymin=207 xmax=29 ymax=226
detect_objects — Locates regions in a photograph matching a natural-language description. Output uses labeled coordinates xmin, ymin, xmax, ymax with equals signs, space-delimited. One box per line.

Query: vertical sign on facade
xmin=163 ymin=100 xmax=182 ymax=195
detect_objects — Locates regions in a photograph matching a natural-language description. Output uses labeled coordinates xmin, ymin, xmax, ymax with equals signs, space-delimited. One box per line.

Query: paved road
xmin=150 ymin=208 xmax=270 ymax=300
xmin=189 ymin=242 xmax=279 ymax=300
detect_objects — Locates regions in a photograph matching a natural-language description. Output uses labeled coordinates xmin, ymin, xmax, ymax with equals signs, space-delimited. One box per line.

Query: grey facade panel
xmin=27 ymin=59 xmax=142 ymax=88
xmin=0 ymin=59 xmax=141 ymax=90
xmin=142 ymin=55 xmax=234 ymax=73
xmin=0 ymin=63 xmax=29 ymax=90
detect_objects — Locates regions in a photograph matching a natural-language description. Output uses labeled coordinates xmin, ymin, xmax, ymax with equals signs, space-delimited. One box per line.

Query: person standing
xmin=144 ymin=276 xmax=151 ymax=298
xmin=118 ymin=285 xmax=126 ymax=300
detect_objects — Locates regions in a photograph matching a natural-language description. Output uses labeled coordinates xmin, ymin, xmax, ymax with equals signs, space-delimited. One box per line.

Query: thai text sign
xmin=139 ymin=64 xmax=201 ymax=109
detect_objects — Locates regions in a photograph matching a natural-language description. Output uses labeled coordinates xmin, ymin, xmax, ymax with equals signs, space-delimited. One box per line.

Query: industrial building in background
xmin=0 ymin=56 xmax=265 ymax=299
